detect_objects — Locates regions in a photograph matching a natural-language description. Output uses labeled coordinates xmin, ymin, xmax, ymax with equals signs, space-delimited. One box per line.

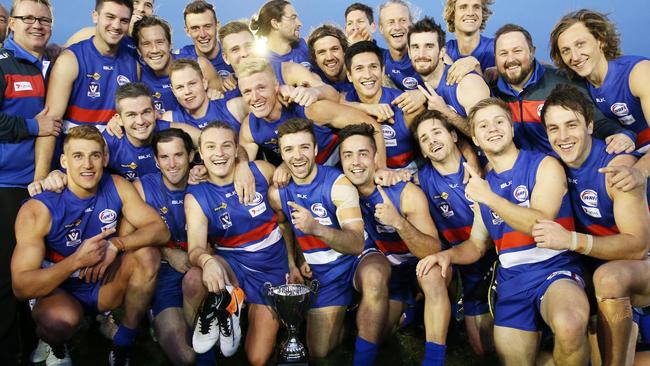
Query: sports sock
xmin=422 ymin=342 xmax=446 ymax=366
xmin=353 ymin=336 xmax=379 ymax=366
xmin=113 ymin=325 xmax=137 ymax=347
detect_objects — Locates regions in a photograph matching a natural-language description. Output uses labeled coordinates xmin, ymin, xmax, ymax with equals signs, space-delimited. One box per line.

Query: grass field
xmin=52 ymin=308 xmax=501 ymax=366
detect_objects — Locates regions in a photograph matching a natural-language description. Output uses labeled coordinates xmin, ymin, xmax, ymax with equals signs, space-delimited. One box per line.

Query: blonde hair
xmin=237 ymin=57 xmax=276 ymax=79
xmin=443 ymin=0 xmax=493 ymax=33
xmin=467 ymin=97 xmax=512 ymax=137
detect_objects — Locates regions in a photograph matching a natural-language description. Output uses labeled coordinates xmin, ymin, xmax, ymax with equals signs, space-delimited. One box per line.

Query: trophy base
xmin=277 ymin=361 xmax=309 ymax=366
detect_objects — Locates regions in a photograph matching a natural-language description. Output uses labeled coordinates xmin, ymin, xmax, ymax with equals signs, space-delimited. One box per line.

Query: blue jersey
xmin=139 ymin=56 xmax=179 ymax=114
xmin=247 ymin=103 xmax=339 ymax=165
xmin=345 ymin=87 xmax=416 ymax=169
xmin=102 ymin=121 xmax=170 ymax=181
xmin=479 ymin=150 xmax=578 ymax=284
xmin=33 ymin=173 xmax=122 ymax=265
xmin=360 ymin=182 xmax=416 ymax=265
xmin=173 ymin=44 xmax=234 ymax=79
xmin=314 ymin=67 xmax=355 ymax=95
xmin=140 ymin=172 xmax=187 ymax=250
xmin=587 ymin=55 xmax=650 ymax=151
xmin=65 ymin=37 xmax=138 ymax=129
xmin=0 ymin=37 xmax=49 ymax=187
xmin=188 ymin=162 xmax=286 ymax=265
xmin=279 ymin=165 xmax=356 ymax=282
xmin=171 ymin=99 xmax=240 ymax=133
xmin=381 ymin=47 xmax=422 ymax=91
xmin=268 ymin=39 xmax=312 ymax=83
xmin=445 ymin=35 xmax=495 ymax=71
xmin=436 ymin=64 xmax=470 ymax=117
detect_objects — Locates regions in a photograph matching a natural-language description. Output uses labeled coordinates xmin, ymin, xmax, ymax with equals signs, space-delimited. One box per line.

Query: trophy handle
xmin=309 ymin=279 xmax=320 ymax=306
xmin=263 ymin=282 xmax=278 ymax=319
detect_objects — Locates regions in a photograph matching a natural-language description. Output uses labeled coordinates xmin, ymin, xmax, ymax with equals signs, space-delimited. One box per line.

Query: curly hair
xmin=307 ymin=24 xmax=348 ymax=64
xmin=443 ymin=0 xmax=494 ymax=33
xmin=550 ymin=9 xmax=621 ymax=78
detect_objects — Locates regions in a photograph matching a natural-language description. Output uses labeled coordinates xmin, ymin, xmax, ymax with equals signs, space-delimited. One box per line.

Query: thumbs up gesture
xmin=287 ymin=201 xmax=320 ymax=235
xmin=374 ymin=186 xmax=404 ymax=229
xmin=463 ymin=163 xmax=493 ymax=205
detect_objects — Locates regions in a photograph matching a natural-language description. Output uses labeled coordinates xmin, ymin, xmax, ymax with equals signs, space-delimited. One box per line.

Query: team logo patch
xmin=153 ymin=91 xmax=161 ymax=99
xmin=610 ymin=103 xmax=629 ymax=117
xmin=490 ymin=210 xmax=503 ymax=225
xmin=87 ymin=72 xmax=101 ymax=80
xmin=160 ymin=206 xmax=168 ymax=215
xmin=619 ymin=115 xmax=636 ymax=126
xmin=153 ymin=100 xmax=164 ymax=112
xmin=64 ymin=218 xmax=82 ymax=229
xmin=246 ymin=192 xmax=264 ymax=206
xmin=249 ymin=202 xmax=267 ymax=217
xmin=116 ymin=74 xmax=130 ymax=86
xmin=310 ymin=203 xmax=327 ymax=218
xmin=121 ymin=162 xmax=138 ymax=170
xmin=0 ymin=51 xmax=8 ymax=59
xmin=402 ymin=77 xmax=418 ymax=89
xmin=513 ymin=185 xmax=529 ymax=202
xmin=99 ymin=209 xmax=117 ymax=224
xmin=381 ymin=124 xmax=396 ymax=139
xmin=213 ymin=202 xmax=227 ymax=211
xmin=580 ymin=189 xmax=598 ymax=207
xmin=87 ymin=81 xmax=101 ymax=98
xmin=219 ymin=212 xmax=232 ymax=229
xmin=13 ymin=81 xmax=32 ymax=92
xmin=103 ymin=65 xmax=114 ymax=71
xmin=376 ymin=224 xmax=396 ymax=233
xmin=582 ymin=206 xmax=602 ymax=218
xmin=218 ymin=69 xmax=231 ymax=78
xmin=438 ymin=202 xmax=454 ymax=218
xmin=300 ymin=61 xmax=312 ymax=69
xmin=65 ymin=229 xmax=82 ymax=247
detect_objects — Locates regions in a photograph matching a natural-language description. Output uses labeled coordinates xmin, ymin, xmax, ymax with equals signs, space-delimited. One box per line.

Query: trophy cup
xmin=264 ymin=281 xmax=319 ymax=365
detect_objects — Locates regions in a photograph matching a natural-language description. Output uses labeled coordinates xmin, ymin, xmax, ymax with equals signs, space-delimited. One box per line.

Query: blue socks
xmin=353 ymin=336 xmax=379 ymax=366
xmin=113 ymin=325 xmax=137 ymax=347
xmin=195 ymin=347 xmax=217 ymax=366
xmin=423 ymin=342 xmax=446 ymax=366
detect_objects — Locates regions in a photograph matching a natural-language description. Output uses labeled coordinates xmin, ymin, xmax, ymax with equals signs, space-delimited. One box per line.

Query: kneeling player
xmin=183 ymin=122 xmax=289 ymax=366
xmin=339 ymin=123 xmax=450 ymax=365
xmin=12 ymin=126 xmax=169 ymax=365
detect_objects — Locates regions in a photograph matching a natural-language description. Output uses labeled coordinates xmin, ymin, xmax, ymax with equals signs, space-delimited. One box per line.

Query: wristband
xmin=582 ymin=235 xmax=594 ymax=256
xmin=199 ymin=254 xmax=214 ymax=269
xmin=109 ymin=237 xmax=126 ymax=252
xmin=570 ymin=231 xmax=578 ymax=251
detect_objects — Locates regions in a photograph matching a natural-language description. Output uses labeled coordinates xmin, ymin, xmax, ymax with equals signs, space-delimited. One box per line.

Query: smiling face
xmin=238 ymin=70 xmax=279 ymax=119
xmin=199 ymin=127 xmax=238 ymax=183
xmin=379 ymin=3 xmax=411 ymax=52
xmin=117 ymin=95 xmax=156 ymax=146
xmin=170 ymin=66 xmax=208 ymax=113
xmin=495 ymin=31 xmax=535 ymax=89
xmin=222 ymin=30 xmax=255 ymax=73
xmin=348 ymin=51 xmax=383 ymax=101
xmin=345 ymin=9 xmax=375 ymax=40
xmin=340 ymin=134 xmax=376 ymax=188
xmin=471 ymin=104 xmax=515 ymax=155
xmin=279 ymin=131 xmax=317 ymax=181
xmin=416 ymin=118 xmax=458 ymax=163
xmin=130 ymin=0 xmax=154 ymax=31
xmin=93 ymin=1 xmax=132 ymax=47
xmin=408 ymin=31 xmax=443 ymax=77
xmin=453 ymin=0 xmax=482 ymax=35
xmin=544 ymin=105 xmax=593 ymax=168
xmin=275 ymin=4 xmax=302 ymax=43
xmin=137 ymin=25 xmax=171 ymax=73
xmin=313 ymin=35 xmax=345 ymax=80
xmin=185 ymin=10 xmax=218 ymax=57
xmin=556 ymin=22 xmax=605 ymax=79
xmin=61 ymin=138 xmax=108 ymax=194
xmin=9 ymin=1 xmax=52 ymax=53
xmin=155 ymin=137 xmax=193 ymax=188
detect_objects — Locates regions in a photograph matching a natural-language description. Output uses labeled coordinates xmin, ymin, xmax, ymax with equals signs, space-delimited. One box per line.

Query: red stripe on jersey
xmin=375 ymin=239 xmax=409 ymax=254
xmin=166 ymin=241 xmax=188 ymax=251
xmin=211 ymin=216 xmax=277 ymax=247
xmin=494 ymin=231 xmax=534 ymax=252
xmin=636 ymin=128 xmax=650 ymax=149
xmin=507 ymin=100 xmax=543 ymax=123
xmin=46 ymin=248 xmax=66 ymax=263
xmin=4 ymin=74 xmax=44 ymax=99
xmin=442 ymin=226 xmax=472 ymax=244
xmin=296 ymin=235 xmax=330 ymax=251
xmin=555 ymin=217 xmax=575 ymax=231
xmin=387 ymin=150 xmax=414 ymax=169
xmin=585 ymin=224 xmax=619 ymax=236
xmin=316 ymin=135 xmax=339 ymax=164
xmin=65 ymin=105 xmax=115 ymax=124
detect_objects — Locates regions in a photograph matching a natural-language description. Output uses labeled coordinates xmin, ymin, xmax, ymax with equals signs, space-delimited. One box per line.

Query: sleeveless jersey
xmin=173 ymin=44 xmax=234 ymax=79
xmin=33 ymin=173 xmax=122 ymax=266
xmin=278 ymin=165 xmax=356 ymax=280
xmin=65 ymin=37 xmax=138 ymax=129
xmin=171 ymin=99 xmax=241 ymax=133
xmin=247 ymin=103 xmax=339 ymax=165
xmin=187 ymin=163 xmax=286 ymax=265
xmin=139 ymin=58 xmax=179 ymax=114
xmin=479 ymin=150 xmax=577 ymax=281
xmin=436 ymin=64 xmax=470 ymax=117
xmin=268 ymin=39 xmax=312 ymax=83
xmin=360 ymin=182 xmax=415 ymax=265
xmin=587 ymin=55 xmax=650 ymax=151
xmin=345 ymin=87 xmax=416 ymax=168
xmin=445 ymin=35 xmax=496 ymax=71
xmin=381 ymin=47 xmax=422 ymax=91
xmin=102 ymin=121 xmax=170 ymax=181
xmin=314 ymin=67 xmax=355 ymax=95
xmin=140 ymin=172 xmax=187 ymax=250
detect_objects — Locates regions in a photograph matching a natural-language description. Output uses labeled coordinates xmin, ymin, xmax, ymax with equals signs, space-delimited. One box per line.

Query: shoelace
xmin=110 ymin=347 xmax=129 ymax=366
xmin=217 ymin=310 xmax=232 ymax=337
xmin=198 ymin=293 xmax=221 ymax=335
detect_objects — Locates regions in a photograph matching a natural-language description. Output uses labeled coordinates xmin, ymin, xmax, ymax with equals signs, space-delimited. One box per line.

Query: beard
xmin=413 ymin=58 xmax=437 ymax=77
xmin=501 ymin=60 xmax=534 ymax=87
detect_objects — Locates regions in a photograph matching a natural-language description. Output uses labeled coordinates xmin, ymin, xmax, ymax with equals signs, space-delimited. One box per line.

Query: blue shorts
xmin=459 ymin=270 xmax=490 ymax=316
xmin=151 ymin=262 xmax=184 ymax=317
xmin=60 ymin=278 xmax=102 ymax=313
xmin=388 ymin=259 xmax=418 ymax=306
xmin=494 ymin=270 xmax=584 ymax=332
xmin=311 ymin=256 xmax=356 ymax=309
xmin=220 ymin=250 xmax=289 ymax=305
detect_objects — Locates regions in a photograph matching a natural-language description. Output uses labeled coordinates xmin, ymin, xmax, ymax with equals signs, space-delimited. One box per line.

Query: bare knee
xmin=182 ymin=267 xmax=205 ymax=299
xmin=247 ymin=352 xmax=270 ymax=366
xmin=418 ymin=266 xmax=447 ymax=298
xmin=551 ymin=310 xmax=588 ymax=352
xmin=359 ymin=264 xmax=390 ymax=299
xmin=35 ymin=309 xmax=82 ymax=342
xmin=134 ymin=247 xmax=161 ymax=278
xmin=593 ymin=264 xmax=631 ymax=299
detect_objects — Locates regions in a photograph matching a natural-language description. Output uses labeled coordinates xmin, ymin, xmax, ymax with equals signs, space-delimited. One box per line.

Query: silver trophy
xmin=264 ymin=281 xmax=319 ymax=365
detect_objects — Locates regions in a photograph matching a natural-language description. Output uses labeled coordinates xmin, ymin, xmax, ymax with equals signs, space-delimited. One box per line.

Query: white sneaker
xmin=192 ymin=292 xmax=222 ymax=354
xmin=97 ymin=312 xmax=118 ymax=340
xmin=31 ymin=339 xmax=51 ymax=363
xmin=45 ymin=344 xmax=71 ymax=366
xmin=218 ymin=286 xmax=245 ymax=357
